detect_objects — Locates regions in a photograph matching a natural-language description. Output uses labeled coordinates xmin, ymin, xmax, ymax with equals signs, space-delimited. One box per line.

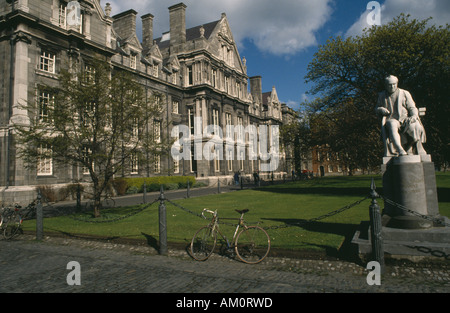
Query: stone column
xmin=9 ymin=31 xmax=32 ymax=186
xmin=10 ymin=31 xmax=31 ymax=128
xmin=382 ymin=155 xmax=439 ymax=229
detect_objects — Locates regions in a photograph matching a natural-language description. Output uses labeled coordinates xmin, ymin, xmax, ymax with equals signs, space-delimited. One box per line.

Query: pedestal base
xmin=383 ymin=215 xmax=433 ymax=229
xmin=352 ymin=218 xmax=450 ymax=260
xmin=381 ymin=155 xmax=439 ymax=229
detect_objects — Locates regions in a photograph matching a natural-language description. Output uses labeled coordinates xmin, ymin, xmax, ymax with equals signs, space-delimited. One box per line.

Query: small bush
xmin=120 ymin=176 xmax=196 ymax=194
xmin=126 ymin=185 xmax=139 ymax=195
xmin=165 ymin=183 xmax=179 ymax=190
xmin=193 ymin=181 xmax=208 ymax=188
xmin=37 ymin=185 xmax=57 ymax=203
xmin=112 ymin=178 xmax=128 ymax=196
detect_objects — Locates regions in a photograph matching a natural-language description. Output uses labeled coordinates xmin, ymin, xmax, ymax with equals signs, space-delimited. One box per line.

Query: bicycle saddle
xmin=235 ymin=209 xmax=249 ymax=214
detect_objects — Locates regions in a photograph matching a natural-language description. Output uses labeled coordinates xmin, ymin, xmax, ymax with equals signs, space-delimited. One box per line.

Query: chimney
xmin=141 ymin=13 xmax=154 ymax=50
xmin=250 ymin=76 xmax=262 ymax=104
xmin=169 ymin=3 xmax=187 ymax=53
xmin=112 ymin=9 xmax=137 ymax=40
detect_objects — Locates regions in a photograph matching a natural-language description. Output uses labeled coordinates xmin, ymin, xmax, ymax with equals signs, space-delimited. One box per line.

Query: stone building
xmin=0 ymin=0 xmax=295 ymax=202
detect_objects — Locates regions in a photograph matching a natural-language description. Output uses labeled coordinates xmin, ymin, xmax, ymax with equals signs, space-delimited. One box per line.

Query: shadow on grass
xmin=262 ymin=218 xmax=363 ymax=265
xmin=141 ymin=232 xmax=158 ymax=250
xmin=258 ymin=186 xmax=375 ymax=198
xmin=43 ymin=227 xmax=122 ymax=242
xmin=437 ymin=188 xmax=450 ymax=202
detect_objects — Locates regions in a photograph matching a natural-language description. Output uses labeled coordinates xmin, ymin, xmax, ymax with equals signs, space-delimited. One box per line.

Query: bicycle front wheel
xmin=190 ymin=226 xmax=217 ymax=261
xmin=3 ymin=213 xmax=22 ymax=240
xmin=235 ymin=226 xmax=270 ymax=264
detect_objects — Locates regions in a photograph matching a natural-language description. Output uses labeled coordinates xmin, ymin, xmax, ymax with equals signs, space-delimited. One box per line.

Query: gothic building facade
xmin=0 ymin=0 xmax=296 ymax=202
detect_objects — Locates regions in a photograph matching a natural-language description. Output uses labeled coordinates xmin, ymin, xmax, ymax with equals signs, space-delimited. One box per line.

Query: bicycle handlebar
xmin=201 ymin=208 xmax=216 ymax=219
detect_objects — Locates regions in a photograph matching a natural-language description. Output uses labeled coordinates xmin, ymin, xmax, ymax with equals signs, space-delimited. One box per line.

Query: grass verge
xmin=22 ymin=173 xmax=450 ymax=255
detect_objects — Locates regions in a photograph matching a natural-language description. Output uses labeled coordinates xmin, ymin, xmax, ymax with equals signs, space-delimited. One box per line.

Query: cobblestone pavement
xmin=1 ymin=235 xmax=449 ymax=294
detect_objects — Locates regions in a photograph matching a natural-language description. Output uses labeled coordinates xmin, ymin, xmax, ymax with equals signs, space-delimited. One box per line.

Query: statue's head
xmin=385 ymin=75 xmax=398 ymax=94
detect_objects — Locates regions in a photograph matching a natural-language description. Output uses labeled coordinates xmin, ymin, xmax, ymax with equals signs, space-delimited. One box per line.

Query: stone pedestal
xmin=351 ymin=154 xmax=449 ymax=260
xmin=381 ymin=155 xmax=441 ymax=229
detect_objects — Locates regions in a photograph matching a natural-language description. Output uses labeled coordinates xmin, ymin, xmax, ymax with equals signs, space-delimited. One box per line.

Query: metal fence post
xmin=36 ymin=189 xmax=43 ymax=241
xmin=76 ymin=183 xmax=81 ymax=212
xmin=240 ymin=176 xmax=243 ymax=190
xmin=158 ymin=186 xmax=168 ymax=255
xmin=369 ymin=179 xmax=385 ymax=274
xmin=217 ymin=178 xmax=220 ymax=194
xmin=186 ymin=179 xmax=190 ymax=198
xmin=143 ymin=182 xmax=147 ymax=204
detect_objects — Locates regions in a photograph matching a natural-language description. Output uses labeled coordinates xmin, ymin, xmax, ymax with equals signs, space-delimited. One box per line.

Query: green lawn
xmin=22 ymin=172 xmax=450 ymax=253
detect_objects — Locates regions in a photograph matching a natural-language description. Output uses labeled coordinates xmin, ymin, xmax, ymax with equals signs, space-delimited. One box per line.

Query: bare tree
xmin=16 ymin=59 xmax=163 ymax=217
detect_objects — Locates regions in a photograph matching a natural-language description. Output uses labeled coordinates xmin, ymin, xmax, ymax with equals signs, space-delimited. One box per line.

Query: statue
xmin=375 ymin=75 xmax=427 ymax=157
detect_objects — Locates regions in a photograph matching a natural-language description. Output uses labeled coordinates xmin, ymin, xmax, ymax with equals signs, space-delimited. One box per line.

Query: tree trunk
xmin=92 ymin=179 xmax=102 ymax=218
xmin=93 ymin=198 xmax=102 ymax=218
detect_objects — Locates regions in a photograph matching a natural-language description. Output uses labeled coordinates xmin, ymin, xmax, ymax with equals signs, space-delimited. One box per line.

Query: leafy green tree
xmin=280 ymin=111 xmax=311 ymax=174
xmin=16 ymin=59 xmax=163 ymax=217
xmin=305 ymin=14 xmax=449 ymax=169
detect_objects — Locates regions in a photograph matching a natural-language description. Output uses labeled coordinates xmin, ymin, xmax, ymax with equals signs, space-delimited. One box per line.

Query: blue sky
xmin=107 ymin=0 xmax=450 ymax=111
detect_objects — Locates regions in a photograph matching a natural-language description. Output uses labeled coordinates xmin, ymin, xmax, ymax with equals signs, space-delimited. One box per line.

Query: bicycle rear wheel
xmin=3 ymin=213 xmax=22 ymax=240
xmin=190 ymin=226 xmax=217 ymax=261
xmin=235 ymin=226 xmax=270 ymax=264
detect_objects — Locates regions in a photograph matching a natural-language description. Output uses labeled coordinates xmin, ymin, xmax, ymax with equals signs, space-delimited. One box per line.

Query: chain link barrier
xmin=19 ymin=195 xmax=160 ymax=224
xmin=165 ymin=198 xmax=204 ymax=219
xmin=66 ymin=198 xmax=160 ymax=223
xmin=380 ymin=195 xmax=450 ymax=227
xmin=165 ymin=194 xmax=370 ymax=229
xmin=261 ymin=196 xmax=370 ymax=230
xmin=12 ymin=184 xmax=449 ymax=231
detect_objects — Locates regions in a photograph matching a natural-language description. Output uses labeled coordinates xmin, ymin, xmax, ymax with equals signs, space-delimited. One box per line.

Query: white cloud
xmin=345 ymin=0 xmax=450 ymax=38
xmin=286 ymin=100 xmax=300 ymax=111
xmin=103 ymin=0 xmax=334 ymax=56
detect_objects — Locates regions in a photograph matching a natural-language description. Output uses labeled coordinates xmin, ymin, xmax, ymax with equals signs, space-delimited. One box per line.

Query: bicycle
xmin=190 ymin=208 xmax=271 ymax=264
xmin=0 ymin=204 xmax=23 ymax=240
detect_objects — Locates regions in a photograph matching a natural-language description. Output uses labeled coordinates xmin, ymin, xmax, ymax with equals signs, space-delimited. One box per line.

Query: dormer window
xmin=59 ymin=2 xmax=83 ymax=33
xmin=152 ymin=64 xmax=159 ymax=78
xmin=171 ymin=73 xmax=177 ymax=85
xmin=130 ymin=54 xmax=137 ymax=69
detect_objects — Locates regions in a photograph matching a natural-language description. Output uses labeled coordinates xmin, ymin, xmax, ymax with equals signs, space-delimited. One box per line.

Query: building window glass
xmin=153 ymin=121 xmax=161 ymax=143
xmin=188 ymin=109 xmax=195 ymax=136
xmin=131 ymin=152 xmax=139 ymax=174
xmin=214 ymin=149 xmax=220 ymax=172
xmin=212 ymin=109 xmax=220 ymax=132
xmin=187 ymin=66 xmax=193 ymax=86
xmin=38 ymin=91 xmax=54 ymax=122
xmin=172 ymin=73 xmax=177 ymax=85
xmin=59 ymin=3 xmax=83 ymax=33
xmin=83 ymin=64 xmax=96 ymax=84
xmin=39 ymin=51 xmax=56 ymax=73
xmin=154 ymin=155 xmax=160 ymax=173
xmin=172 ymin=101 xmax=179 ymax=114
xmin=152 ymin=64 xmax=158 ymax=77
xmin=173 ymin=159 xmax=179 ymax=174
xmin=37 ymin=144 xmax=52 ymax=176
xmin=130 ymin=54 xmax=137 ymax=69
xmin=211 ymin=69 xmax=217 ymax=88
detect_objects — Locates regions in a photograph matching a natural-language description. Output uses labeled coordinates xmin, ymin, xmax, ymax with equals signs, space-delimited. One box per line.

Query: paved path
xmin=1 ymin=235 xmax=449 ymax=294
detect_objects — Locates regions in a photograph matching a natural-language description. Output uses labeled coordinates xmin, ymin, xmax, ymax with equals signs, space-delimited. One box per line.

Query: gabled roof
xmin=154 ymin=19 xmax=220 ymax=50
xmin=262 ymin=92 xmax=272 ymax=106
xmin=186 ymin=20 xmax=220 ymax=41
xmin=262 ymin=87 xmax=280 ymax=106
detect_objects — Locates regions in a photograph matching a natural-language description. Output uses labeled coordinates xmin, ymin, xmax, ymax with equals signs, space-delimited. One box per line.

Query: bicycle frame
xmin=193 ymin=208 xmax=271 ymax=264
xmin=202 ymin=209 xmax=246 ymax=249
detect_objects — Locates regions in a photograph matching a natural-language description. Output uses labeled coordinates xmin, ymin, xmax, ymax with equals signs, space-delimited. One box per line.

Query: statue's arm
xmin=404 ymin=90 xmax=419 ymax=117
xmin=375 ymin=93 xmax=390 ymax=116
